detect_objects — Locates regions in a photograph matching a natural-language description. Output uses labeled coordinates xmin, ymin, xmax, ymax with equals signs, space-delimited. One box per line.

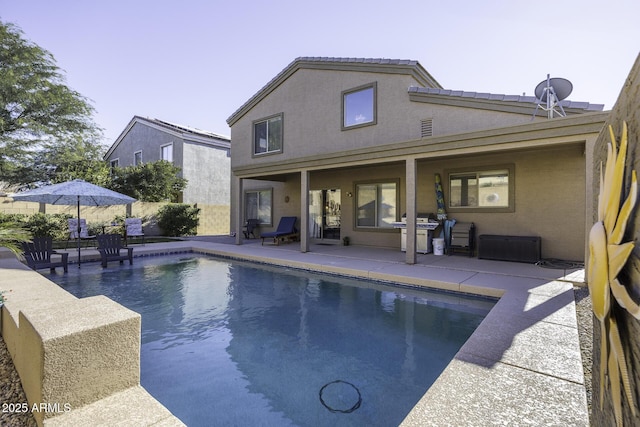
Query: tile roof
xmin=227 ymin=57 xmax=439 ymax=126
xmin=408 ymin=87 xmax=605 ymax=111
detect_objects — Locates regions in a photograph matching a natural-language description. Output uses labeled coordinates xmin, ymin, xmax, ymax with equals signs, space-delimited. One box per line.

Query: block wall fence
xmin=0 ymin=198 xmax=230 ymax=237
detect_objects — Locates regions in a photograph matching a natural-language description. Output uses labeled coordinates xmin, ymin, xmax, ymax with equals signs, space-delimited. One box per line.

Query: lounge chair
xmin=66 ymin=218 xmax=96 ymax=249
xmin=124 ymin=218 xmax=145 ymax=245
xmin=261 ymin=216 xmax=299 ymax=245
xmin=97 ymin=234 xmax=133 ymax=268
xmin=243 ymin=219 xmax=260 ymax=239
xmin=22 ymin=237 xmax=69 ymax=273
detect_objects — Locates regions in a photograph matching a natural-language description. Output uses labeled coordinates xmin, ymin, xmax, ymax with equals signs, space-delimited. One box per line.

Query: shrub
xmin=157 ymin=204 xmax=200 ymax=236
xmin=24 ymin=213 xmax=73 ymax=241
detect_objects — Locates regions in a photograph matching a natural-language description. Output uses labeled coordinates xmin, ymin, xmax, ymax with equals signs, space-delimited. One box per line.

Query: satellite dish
xmin=535 ymin=77 xmax=573 ymax=102
xmin=532 ymin=75 xmax=573 ymax=119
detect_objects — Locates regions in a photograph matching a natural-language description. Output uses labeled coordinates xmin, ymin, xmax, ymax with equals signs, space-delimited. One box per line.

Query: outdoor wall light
xmin=284 ymin=195 xmax=290 ymax=203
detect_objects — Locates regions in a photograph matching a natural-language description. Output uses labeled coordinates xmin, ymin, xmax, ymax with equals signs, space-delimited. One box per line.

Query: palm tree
xmin=0 ymin=222 xmax=32 ymax=256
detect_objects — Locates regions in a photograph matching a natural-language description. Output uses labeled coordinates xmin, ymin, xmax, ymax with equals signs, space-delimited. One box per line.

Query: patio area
xmin=2 ymin=237 xmax=590 ymax=426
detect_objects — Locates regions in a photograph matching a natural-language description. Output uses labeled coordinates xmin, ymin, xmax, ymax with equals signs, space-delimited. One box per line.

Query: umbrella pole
xmin=77 ymin=196 xmax=81 ymax=268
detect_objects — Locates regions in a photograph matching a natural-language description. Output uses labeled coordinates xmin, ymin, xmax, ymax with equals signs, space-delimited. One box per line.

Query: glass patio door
xmin=309 ymin=189 xmax=341 ymax=243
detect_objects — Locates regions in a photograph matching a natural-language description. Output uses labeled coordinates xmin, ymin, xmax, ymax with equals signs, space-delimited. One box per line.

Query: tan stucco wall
xmin=182 ymin=142 xmax=230 ymax=206
xmin=241 ymin=141 xmax=591 ymax=260
xmin=230 ymin=68 xmax=545 ymax=169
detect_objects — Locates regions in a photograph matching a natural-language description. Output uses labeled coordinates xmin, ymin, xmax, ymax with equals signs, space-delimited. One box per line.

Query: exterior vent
xmin=478 ymin=235 xmax=541 ymax=263
xmin=421 ymin=119 xmax=433 ymax=137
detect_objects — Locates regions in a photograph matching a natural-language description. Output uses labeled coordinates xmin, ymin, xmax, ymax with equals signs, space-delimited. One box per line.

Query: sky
xmin=2 ymin=0 xmax=639 ymax=147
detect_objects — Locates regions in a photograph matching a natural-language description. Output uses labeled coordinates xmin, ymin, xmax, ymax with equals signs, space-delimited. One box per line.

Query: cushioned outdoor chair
xmin=261 ymin=216 xmax=299 ymax=246
xmin=124 ymin=218 xmax=145 ymax=245
xmin=66 ymin=218 xmax=96 ymax=249
xmin=97 ymin=234 xmax=133 ymax=268
xmin=22 ymin=237 xmax=69 ymax=273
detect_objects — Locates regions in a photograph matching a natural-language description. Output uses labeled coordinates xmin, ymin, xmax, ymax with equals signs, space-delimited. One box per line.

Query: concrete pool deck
xmin=6 ymin=237 xmax=589 ymax=426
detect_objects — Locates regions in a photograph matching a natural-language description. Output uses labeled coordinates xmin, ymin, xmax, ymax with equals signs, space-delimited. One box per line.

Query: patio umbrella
xmin=11 ymin=179 xmax=136 ymax=266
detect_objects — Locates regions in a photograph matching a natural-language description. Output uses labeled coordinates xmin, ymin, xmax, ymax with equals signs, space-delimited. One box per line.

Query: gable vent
xmin=421 ymin=119 xmax=433 ymax=137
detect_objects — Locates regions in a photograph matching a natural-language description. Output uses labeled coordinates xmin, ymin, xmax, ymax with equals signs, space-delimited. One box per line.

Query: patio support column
xmin=234 ymin=175 xmax=243 ymax=245
xmin=405 ymin=158 xmax=417 ymax=264
xmin=300 ymin=170 xmax=309 ymax=253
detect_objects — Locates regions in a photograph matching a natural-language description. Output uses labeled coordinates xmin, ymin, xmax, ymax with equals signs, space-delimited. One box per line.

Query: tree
xmin=32 ymin=136 xmax=111 ymax=186
xmin=0 ymin=21 xmax=103 ymax=186
xmin=109 ymin=160 xmax=188 ymax=202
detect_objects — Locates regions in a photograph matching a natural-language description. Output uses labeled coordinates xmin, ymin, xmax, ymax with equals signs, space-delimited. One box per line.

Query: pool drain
xmin=319 ymin=380 xmax=362 ymax=413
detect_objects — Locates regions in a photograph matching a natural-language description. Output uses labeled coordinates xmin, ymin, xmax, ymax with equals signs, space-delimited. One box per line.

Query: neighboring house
xmin=226 ymin=57 xmax=606 ymax=263
xmin=105 ymin=116 xmax=231 ymax=205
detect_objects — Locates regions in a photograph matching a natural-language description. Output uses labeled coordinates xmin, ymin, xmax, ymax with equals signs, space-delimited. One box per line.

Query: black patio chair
xmin=22 ymin=237 xmax=69 ymax=273
xmin=97 ymin=234 xmax=133 ymax=268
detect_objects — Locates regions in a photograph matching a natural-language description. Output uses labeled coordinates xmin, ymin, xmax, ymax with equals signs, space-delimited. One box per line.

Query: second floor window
xmin=343 ymin=82 xmax=377 ymax=130
xmin=161 ymin=144 xmax=173 ymax=162
xmin=134 ymin=151 xmax=142 ymax=166
xmin=253 ymin=114 xmax=283 ymax=155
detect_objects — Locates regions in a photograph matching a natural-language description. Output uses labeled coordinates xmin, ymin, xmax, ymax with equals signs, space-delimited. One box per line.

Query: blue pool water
xmin=47 ymin=255 xmax=494 ymax=426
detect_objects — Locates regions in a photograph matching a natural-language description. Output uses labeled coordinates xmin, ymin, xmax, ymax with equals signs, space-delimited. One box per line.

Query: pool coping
xmin=2 ymin=240 xmax=589 ymax=426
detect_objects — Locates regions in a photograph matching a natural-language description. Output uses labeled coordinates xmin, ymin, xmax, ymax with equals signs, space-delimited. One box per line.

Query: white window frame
xmin=161 ymin=143 xmax=173 ymax=162
xmin=109 ymin=158 xmax=119 ymax=174
xmin=134 ymin=150 xmax=142 ymax=166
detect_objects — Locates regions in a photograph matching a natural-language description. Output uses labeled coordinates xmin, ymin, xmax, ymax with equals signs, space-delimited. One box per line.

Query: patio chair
xmin=261 ymin=216 xmax=299 ymax=246
xmin=66 ymin=218 xmax=96 ymax=249
xmin=243 ymin=219 xmax=260 ymax=239
xmin=124 ymin=218 xmax=145 ymax=245
xmin=97 ymin=234 xmax=134 ymax=268
xmin=22 ymin=237 xmax=69 ymax=273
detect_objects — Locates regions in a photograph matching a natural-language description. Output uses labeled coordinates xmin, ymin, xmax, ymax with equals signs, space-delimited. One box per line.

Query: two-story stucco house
xmin=227 ymin=57 xmax=606 ymax=263
xmin=105 ymin=116 xmax=231 ymax=205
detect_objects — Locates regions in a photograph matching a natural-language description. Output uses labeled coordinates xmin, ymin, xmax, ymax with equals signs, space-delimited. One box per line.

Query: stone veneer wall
xmin=590 ymin=52 xmax=640 ymax=426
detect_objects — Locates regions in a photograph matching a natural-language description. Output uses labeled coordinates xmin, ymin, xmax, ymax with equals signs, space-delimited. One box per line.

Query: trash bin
xmin=433 ymin=238 xmax=445 ymax=255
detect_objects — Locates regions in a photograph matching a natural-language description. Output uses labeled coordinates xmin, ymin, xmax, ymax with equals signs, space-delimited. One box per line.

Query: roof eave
xmin=226 ymin=57 xmax=442 ymax=127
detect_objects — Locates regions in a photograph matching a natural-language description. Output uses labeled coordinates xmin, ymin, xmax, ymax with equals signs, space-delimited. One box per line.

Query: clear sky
xmin=2 ymin=0 xmax=639 ymax=146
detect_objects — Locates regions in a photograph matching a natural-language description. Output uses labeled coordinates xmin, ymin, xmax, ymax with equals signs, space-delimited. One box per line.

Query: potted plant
xmin=343 ymin=236 xmax=350 ymax=246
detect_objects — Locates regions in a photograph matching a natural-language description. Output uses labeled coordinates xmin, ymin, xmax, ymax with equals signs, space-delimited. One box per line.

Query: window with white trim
xmin=134 ymin=151 xmax=142 ymax=166
xmin=161 ymin=144 xmax=173 ymax=162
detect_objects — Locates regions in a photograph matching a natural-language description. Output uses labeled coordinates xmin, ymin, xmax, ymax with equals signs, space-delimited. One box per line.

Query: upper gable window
xmin=253 ymin=114 xmax=283 ymax=155
xmin=342 ymin=82 xmax=377 ymax=130
xmin=134 ymin=151 xmax=142 ymax=166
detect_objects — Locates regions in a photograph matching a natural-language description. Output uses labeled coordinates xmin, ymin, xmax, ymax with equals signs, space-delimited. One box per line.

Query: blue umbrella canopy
xmin=11 ymin=179 xmax=136 ymax=206
xmin=11 ymin=179 xmax=136 ymax=266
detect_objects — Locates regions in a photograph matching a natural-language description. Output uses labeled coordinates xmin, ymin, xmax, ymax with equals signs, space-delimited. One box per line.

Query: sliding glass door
xmin=309 ymin=189 xmax=341 ymax=243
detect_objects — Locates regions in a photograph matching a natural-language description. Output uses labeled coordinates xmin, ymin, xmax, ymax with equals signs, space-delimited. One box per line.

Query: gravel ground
xmin=0 ymin=286 xmax=595 ymax=427
xmin=0 ymin=336 xmax=37 ymax=427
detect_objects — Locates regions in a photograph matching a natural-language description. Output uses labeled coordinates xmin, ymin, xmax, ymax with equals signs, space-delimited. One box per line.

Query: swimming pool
xmin=47 ymin=254 xmax=495 ymax=426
